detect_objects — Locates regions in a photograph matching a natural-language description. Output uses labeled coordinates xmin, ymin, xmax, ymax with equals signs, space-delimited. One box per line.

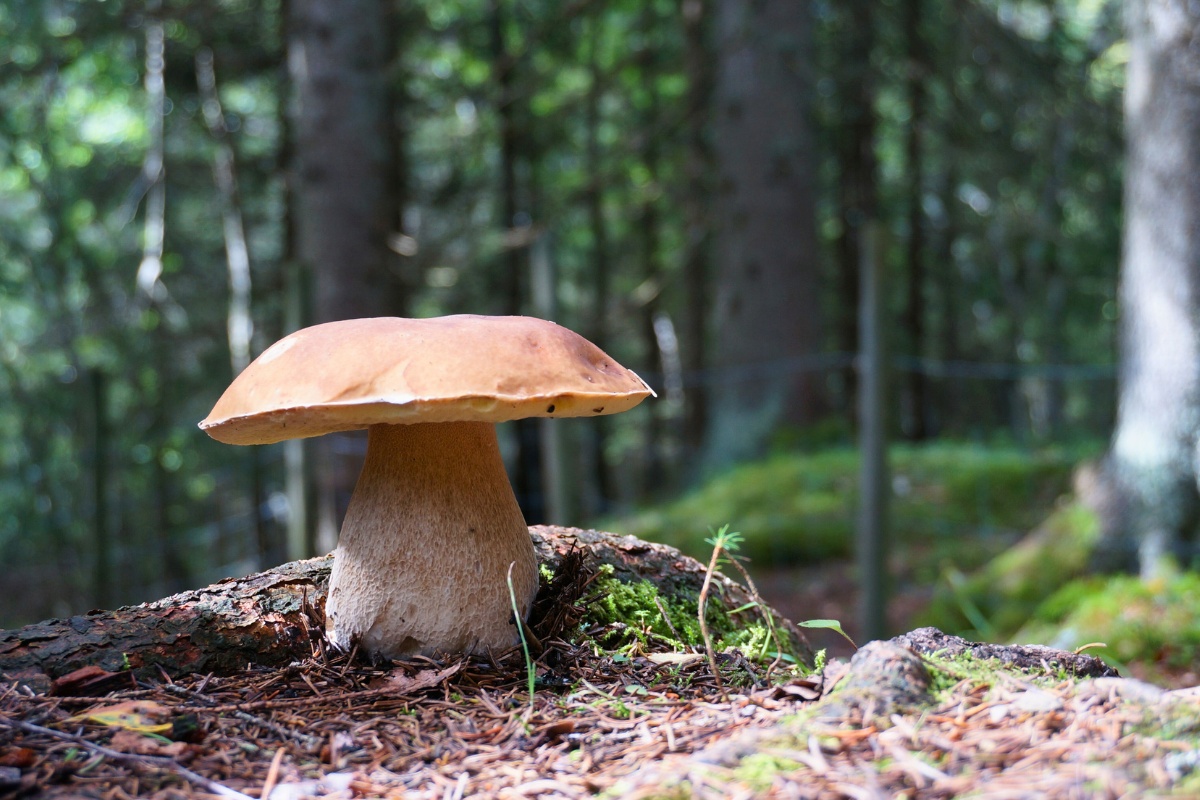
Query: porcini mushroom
xmin=199 ymin=315 xmax=652 ymax=659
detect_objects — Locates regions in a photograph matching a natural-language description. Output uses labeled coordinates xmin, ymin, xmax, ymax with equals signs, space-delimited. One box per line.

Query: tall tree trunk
xmin=929 ymin=14 xmax=966 ymax=436
xmin=680 ymin=0 xmax=712 ymax=465
xmin=489 ymin=0 xmax=544 ymax=523
xmin=1100 ymin=0 xmax=1200 ymax=576
xmin=150 ymin=338 xmax=190 ymax=595
xmin=90 ymin=369 xmax=111 ymax=609
xmin=833 ymin=0 xmax=877 ymax=424
xmin=279 ymin=0 xmax=312 ymax=561
xmin=637 ymin=16 xmax=666 ymax=496
xmin=288 ymin=0 xmax=403 ymax=553
xmin=1033 ymin=0 xmax=1069 ymax=438
xmin=585 ymin=16 xmax=614 ymax=513
xmin=197 ymin=48 xmax=270 ymax=565
xmin=490 ymin=0 xmax=523 ymax=317
xmin=704 ymin=0 xmax=821 ymax=472
xmin=901 ymin=0 xmax=928 ymax=441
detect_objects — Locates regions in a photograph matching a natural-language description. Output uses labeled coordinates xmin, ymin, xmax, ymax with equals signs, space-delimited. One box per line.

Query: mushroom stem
xmin=325 ymin=420 xmax=538 ymax=659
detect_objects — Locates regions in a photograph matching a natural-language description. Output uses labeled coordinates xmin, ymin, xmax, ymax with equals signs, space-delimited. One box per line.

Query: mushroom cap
xmin=200 ymin=315 xmax=654 ymax=445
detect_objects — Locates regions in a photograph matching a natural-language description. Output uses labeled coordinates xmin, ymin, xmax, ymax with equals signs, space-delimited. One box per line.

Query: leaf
xmin=797 ymin=619 xmax=857 ymax=648
xmin=534 ymin=719 xmax=577 ymax=739
xmin=68 ymin=701 xmax=173 ymax=735
xmin=50 ymin=665 xmax=126 ymax=697
xmin=379 ymin=662 xmax=462 ymax=694
xmin=0 ymin=748 xmax=36 ymax=769
xmin=770 ymin=677 xmax=823 ymax=702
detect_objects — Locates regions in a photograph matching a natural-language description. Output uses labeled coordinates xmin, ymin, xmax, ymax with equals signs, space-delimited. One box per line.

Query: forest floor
xmin=3 ymin=524 xmax=1199 ymax=798
xmin=3 ymin=620 xmax=1200 ymax=799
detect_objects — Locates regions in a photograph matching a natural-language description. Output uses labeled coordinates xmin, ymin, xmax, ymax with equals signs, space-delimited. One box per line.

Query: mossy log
xmin=0 ymin=526 xmax=810 ymax=693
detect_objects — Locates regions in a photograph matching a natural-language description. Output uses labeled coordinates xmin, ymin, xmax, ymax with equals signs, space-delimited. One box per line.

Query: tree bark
xmin=680 ymin=0 xmax=712 ymax=465
xmin=833 ymin=0 xmax=877 ymax=421
xmin=637 ymin=15 xmax=667 ymax=496
xmin=488 ymin=0 xmax=544 ymax=524
xmin=901 ymin=0 xmax=928 ymax=441
xmin=1098 ymin=0 xmax=1200 ymax=575
xmin=0 ymin=528 xmax=809 ymax=694
xmin=90 ymin=369 xmax=111 ymax=610
xmin=704 ymin=0 xmax=822 ymax=472
xmin=288 ymin=0 xmax=404 ymax=553
xmin=585 ymin=15 xmax=615 ymax=514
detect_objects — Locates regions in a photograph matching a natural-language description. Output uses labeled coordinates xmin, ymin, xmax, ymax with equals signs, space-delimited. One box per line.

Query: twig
xmin=260 ymin=747 xmax=286 ymax=800
xmin=652 ymin=595 xmax=686 ymax=647
xmin=160 ymin=683 xmax=323 ymax=752
xmin=0 ymin=714 xmax=255 ymax=800
xmin=698 ymin=536 xmax=726 ymax=700
xmin=724 ymin=554 xmax=785 ymax=676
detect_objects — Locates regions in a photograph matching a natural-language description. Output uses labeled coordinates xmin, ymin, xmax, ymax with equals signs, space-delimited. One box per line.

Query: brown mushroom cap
xmin=200 ymin=315 xmax=654 ymax=445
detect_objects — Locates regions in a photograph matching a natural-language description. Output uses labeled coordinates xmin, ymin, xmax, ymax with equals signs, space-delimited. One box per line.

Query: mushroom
xmin=199 ymin=315 xmax=652 ymax=659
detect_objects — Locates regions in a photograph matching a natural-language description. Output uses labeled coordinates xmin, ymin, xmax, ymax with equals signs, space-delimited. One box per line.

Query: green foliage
xmin=611 ymin=442 xmax=1090 ymax=571
xmin=507 ymin=564 xmax=536 ymax=708
xmin=735 ymin=753 xmax=807 ymax=791
xmin=0 ymin=0 xmax=286 ymax=625
xmin=797 ymin=619 xmax=856 ymax=649
xmin=918 ymin=500 xmax=1101 ymax=638
xmin=1018 ymin=572 xmax=1200 ymax=673
xmin=586 ymin=565 xmax=703 ymax=647
xmin=583 ymin=564 xmax=804 ymax=662
xmin=0 ymin=0 xmax=1127 ymax=629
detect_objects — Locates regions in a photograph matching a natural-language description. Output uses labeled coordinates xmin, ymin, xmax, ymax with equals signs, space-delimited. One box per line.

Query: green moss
xmin=582 ymin=565 xmax=805 ymax=663
xmin=1017 ymin=571 xmax=1200 ymax=674
xmin=605 ymin=783 xmax=694 ymax=800
xmin=917 ymin=501 xmax=1101 ymax=638
xmin=585 ymin=566 xmax=701 ymax=645
xmin=607 ymin=442 xmax=1091 ymax=573
xmin=918 ymin=650 xmax=1058 ymax=701
xmin=735 ymin=753 xmax=807 ymax=790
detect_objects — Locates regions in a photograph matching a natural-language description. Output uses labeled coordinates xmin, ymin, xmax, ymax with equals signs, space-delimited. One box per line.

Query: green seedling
xmin=508 ymin=561 xmax=536 ymax=709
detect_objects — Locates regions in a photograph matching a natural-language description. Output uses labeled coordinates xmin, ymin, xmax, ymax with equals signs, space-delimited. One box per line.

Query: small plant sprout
xmin=507 ymin=561 xmax=536 ymax=710
xmin=699 ymin=523 xmax=798 ymax=681
xmin=797 ymin=619 xmax=857 ymax=649
xmin=699 ymin=524 xmax=743 ymax=698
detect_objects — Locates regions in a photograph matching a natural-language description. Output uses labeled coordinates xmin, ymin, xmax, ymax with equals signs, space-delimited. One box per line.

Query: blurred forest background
xmin=1 ymin=0 xmax=1173 ymax=657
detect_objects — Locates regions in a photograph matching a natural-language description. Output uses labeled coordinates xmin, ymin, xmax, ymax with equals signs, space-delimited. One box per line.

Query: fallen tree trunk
xmin=1 ymin=526 xmax=809 ymax=693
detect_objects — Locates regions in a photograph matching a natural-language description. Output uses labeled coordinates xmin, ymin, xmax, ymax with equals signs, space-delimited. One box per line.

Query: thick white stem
xmin=325 ymin=421 xmax=538 ymax=658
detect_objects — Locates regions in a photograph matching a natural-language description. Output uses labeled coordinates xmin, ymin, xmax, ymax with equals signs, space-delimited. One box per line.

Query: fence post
xmin=857 ymin=220 xmax=890 ymax=641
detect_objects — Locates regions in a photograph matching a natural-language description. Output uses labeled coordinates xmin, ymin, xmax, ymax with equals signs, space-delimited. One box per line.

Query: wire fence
xmin=645 ymin=352 xmax=1115 ymax=391
xmin=2 ymin=350 xmax=1118 ymax=628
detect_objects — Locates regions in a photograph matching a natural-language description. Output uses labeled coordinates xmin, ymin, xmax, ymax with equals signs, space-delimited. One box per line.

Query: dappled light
xmin=3 ymin=0 xmax=1200 ymax=796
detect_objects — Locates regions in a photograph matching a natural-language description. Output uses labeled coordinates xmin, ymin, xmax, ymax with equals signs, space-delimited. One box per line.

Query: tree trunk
xmin=901 ymin=0 xmax=928 ymax=441
xmin=90 ymin=369 xmax=111 ymax=610
xmin=637 ymin=15 xmax=667 ymax=496
xmin=584 ymin=16 xmax=614 ymax=514
xmin=489 ymin=0 xmax=544 ymax=523
xmin=0 ymin=527 xmax=810 ymax=693
xmin=833 ymin=0 xmax=877 ymax=421
xmin=680 ymin=0 xmax=712 ymax=466
xmin=1099 ymin=0 xmax=1200 ymax=576
xmin=288 ymin=0 xmax=404 ymax=553
xmin=930 ymin=53 xmax=964 ymax=436
xmin=704 ymin=0 xmax=821 ymax=472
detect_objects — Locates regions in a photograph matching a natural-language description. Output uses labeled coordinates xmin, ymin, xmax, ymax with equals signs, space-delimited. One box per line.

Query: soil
xmin=3 ymin=531 xmax=1199 ymax=799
